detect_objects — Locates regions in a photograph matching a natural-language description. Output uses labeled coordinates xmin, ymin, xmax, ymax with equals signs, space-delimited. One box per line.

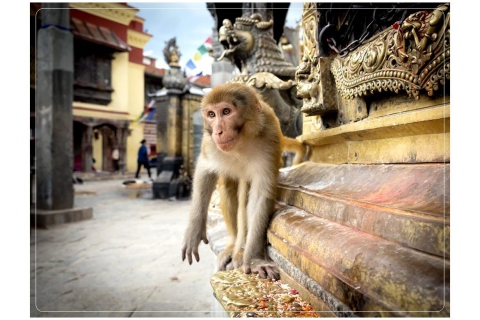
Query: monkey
xmin=282 ymin=136 xmax=308 ymax=167
xmin=181 ymin=82 xmax=307 ymax=280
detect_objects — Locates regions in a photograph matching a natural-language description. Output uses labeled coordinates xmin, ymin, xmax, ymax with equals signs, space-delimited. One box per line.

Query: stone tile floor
xmin=30 ymin=178 xmax=224 ymax=318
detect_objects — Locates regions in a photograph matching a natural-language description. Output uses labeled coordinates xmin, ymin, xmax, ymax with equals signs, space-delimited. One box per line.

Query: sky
xmin=128 ymin=1 xmax=305 ymax=71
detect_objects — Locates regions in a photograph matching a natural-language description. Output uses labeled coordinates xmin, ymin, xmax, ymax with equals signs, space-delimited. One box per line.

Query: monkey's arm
xmin=181 ymin=159 xmax=218 ymax=264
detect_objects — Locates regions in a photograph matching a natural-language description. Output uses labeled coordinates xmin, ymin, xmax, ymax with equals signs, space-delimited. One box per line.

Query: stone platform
xmin=207 ymin=161 xmax=450 ymax=317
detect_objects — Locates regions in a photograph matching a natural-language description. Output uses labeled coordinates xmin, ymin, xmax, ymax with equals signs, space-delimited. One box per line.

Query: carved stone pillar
xmin=152 ymin=57 xmax=187 ymax=199
xmin=82 ymin=125 xmax=93 ymax=173
xmin=155 ymin=95 xmax=169 ymax=175
xmin=35 ymin=3 xmax=74 ymax=210
xmin=166 ymin=94 xmax=183 ymax=157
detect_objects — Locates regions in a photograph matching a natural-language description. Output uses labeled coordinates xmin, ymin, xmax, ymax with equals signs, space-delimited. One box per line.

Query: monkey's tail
xmin=282 ymin=136 xmax=309 ymax=165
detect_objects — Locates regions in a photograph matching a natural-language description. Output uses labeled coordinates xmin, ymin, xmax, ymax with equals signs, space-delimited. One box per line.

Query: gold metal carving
xmin=299 ymin=3 xmax=319 ymax=63
xmin=331 ymin=3 xmax=450 ymax=100
xmin=295 ymin=3 xmax=338 ymax=116
xmin=163 ymin=37 xmax=181 ymax=68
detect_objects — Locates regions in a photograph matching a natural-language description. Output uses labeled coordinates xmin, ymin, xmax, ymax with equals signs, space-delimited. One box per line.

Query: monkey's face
xmin=203 ymin=102 xmax=243 ymax=152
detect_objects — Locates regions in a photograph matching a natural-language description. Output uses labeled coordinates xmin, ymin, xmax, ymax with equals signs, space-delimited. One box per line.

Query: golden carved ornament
xmin=300 ymin=3 xmax=320 ymax=63
xmin=163 ymin=37 xmax=181 ymax=67
xmin=295 ymin=3 xmax=330 ymax=115
xmin=331 ymin=3 xmax=450 ymax=100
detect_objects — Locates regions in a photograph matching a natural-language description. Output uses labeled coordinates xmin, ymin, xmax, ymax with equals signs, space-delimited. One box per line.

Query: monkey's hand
xmin=181 ymin=224 xmax=209 ymax=265
xmin=244 ymin=258 xmax=280 ymax=281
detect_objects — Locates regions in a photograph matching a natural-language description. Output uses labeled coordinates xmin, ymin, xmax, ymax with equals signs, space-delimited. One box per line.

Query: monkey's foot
xmin=244 ymin=258 xmax=280 ymax=280
xmin=217 ymin=246 xmax=233 ymax=271
xmin=229 ymin=247 xmax=244 ymax=270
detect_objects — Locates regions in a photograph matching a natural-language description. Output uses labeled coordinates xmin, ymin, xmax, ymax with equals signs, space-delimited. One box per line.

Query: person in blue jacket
xmin=135 ymin=139 xmax=151 ymax=179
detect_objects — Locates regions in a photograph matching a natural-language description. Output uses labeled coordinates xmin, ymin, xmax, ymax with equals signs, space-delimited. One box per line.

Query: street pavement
xmin=30 ymin=177 xmax=225 ymax=318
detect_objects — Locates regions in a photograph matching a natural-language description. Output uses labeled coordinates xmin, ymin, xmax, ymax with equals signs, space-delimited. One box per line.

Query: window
xmin=73 ymin=41 xmax=114 ymax=105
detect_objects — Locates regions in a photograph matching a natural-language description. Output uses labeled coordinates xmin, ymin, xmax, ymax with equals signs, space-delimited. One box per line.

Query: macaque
xmin=181 ymin=82 xmax=306 ymax=280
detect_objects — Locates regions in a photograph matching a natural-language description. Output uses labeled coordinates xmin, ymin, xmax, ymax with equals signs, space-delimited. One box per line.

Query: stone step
xmin=277 ymin=162 xmax=449 ymax=257
xmin=269 ymin=162 xmax=450 ymax=316
xmin=268 ymin=204 xmax=449 ymax=317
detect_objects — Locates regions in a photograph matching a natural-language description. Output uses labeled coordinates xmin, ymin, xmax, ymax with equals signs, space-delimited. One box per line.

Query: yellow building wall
xmin=111 ymin=52 xmax=130 ymax=113
xmin=72 ymin=52 xmax=149 ymax=175
xmin=126 ymin=62 xmax=147 ymax=174
xmin=73 ymin=52 xmax=130 ymax=118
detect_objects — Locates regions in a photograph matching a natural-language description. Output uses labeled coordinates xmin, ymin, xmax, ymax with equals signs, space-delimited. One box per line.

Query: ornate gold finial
xmin=163 ymin=37 xmax=181 ymax=68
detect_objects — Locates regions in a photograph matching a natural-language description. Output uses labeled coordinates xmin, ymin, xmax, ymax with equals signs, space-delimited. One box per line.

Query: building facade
xmin=31 ymin=2 xmax=157 ymax=175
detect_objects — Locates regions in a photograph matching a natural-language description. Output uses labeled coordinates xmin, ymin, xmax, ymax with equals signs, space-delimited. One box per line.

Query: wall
xmin=126 ymin=62 xmax=146 ymax=173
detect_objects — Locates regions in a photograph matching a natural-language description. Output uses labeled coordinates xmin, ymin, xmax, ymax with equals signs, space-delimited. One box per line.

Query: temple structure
xmin=151 ymin=38 xmax=208 ymax=199
xmin=207 ymin=2 xmax=450 ymax=317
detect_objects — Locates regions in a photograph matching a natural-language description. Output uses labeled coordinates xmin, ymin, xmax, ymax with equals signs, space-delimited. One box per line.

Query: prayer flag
xmin=185 ymin=37 xmax=214 ymax=80
xmin=133 ymin=99 xmax=155 ymax=125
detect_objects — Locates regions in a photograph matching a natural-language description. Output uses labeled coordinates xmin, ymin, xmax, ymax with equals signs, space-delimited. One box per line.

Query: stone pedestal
xmin=155 ymin=152 xmax=167 ymax=176
xmin=152 ymin=156 xmax=183 ymax=199
xmin=152 ymin=64 xmax=187 ymax=199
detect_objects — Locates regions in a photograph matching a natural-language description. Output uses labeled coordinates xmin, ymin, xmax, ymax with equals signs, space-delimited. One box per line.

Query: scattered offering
xmin=211 ymin=268 xmax=319 ymax=318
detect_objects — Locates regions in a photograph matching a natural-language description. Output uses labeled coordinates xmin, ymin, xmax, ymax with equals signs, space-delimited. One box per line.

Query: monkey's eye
xmin=207 ymin=111 xmax=215 ymax=118
xmin=223 ymin=108 xmax=231 ymax=115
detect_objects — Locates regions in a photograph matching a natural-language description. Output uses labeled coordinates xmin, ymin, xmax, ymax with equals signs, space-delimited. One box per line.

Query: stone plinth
xmin=31 ymin=207 xmax=93 ymax=229
xmin=207 ymin=162 xmax=450 ymax=317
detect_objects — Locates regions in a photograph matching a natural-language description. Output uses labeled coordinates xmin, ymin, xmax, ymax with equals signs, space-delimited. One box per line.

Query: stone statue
xmin=218 ymin=13 xmax=303 ymax=138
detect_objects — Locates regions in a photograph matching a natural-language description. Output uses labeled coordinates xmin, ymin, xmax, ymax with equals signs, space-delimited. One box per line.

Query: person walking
xmin=135 ymin=139 xmax=151 ymax=179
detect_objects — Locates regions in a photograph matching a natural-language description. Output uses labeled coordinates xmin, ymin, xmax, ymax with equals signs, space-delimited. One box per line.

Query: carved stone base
xmin=271 ymin=162 xmax=449 ymax=317
xmin=152 ymin=156 xmax=184 ymax=199
xmin=31 ymin=206 xmax=93 ymax=229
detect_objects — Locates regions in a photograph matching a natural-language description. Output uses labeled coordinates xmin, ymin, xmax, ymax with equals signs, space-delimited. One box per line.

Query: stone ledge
xmin=301 ymin=104 xmax=450 ymax=146
xmin=268 ymin=205 xmax=449 ymax=316
xmin=31 ymin=207 xmax=93 ymax=229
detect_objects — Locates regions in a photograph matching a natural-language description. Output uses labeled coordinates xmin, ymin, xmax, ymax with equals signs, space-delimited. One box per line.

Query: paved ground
xmin=30 ymin=177 xmax=226 ymax=318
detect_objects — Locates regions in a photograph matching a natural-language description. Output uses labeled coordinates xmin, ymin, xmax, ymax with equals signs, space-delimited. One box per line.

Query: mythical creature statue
xmin=218 ymin=13 xmax=303 ymax=138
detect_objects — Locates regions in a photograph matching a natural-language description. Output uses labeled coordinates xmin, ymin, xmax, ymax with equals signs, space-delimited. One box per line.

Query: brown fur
xmin=181 ymin=83 xmax=306 ymax=280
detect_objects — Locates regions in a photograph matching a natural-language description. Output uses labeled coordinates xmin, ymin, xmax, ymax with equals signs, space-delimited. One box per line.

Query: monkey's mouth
xmin=216 ymin=138 xmax=236 ymax=151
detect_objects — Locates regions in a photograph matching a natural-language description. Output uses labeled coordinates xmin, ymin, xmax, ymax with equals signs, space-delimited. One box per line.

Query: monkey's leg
xmin=242 ymin=179 xmax=280 ymax=280
xmin=230 ymin=179 xmax=249 ymax=269
xmin=217 ymin=176 xmax=239 ymax=271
